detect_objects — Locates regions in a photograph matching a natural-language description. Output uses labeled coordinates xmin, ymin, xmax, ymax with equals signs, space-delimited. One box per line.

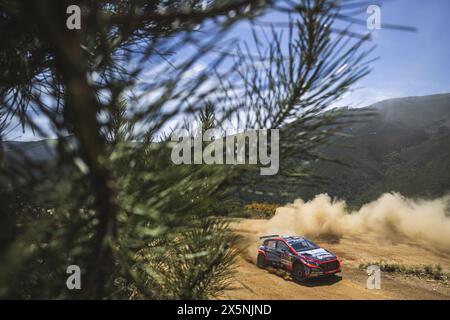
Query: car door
xmin=264 ymin=240 xmax=279 ymax=265
xmin=277 ymin=241 xmax=292 ymax=269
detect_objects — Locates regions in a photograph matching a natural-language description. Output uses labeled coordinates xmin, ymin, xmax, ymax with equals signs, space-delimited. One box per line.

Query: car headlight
xmin=303 ymin=259 xmax=320 ymax=268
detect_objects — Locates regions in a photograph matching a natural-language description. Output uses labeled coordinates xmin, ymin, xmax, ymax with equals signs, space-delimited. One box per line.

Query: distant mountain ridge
xmin=282 ymin=93 xmax=450 ymax=207
xmin=3 ymin=93 xmax=450 ymax=208
xmin=3 ymin=140 xmax=57 ymax=163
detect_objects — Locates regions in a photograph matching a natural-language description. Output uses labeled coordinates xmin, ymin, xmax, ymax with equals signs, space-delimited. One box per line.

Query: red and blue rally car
xmin=256 ymin=235 xmax=341 ymax=282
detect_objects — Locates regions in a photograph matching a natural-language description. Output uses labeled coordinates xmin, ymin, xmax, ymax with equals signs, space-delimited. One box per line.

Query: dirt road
xmin=223 ymin=219 xmax=450 ymax=300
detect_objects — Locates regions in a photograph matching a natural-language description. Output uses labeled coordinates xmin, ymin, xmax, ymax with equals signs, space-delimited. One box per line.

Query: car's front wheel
xmin=292 ymin=262 xmax=307 ymax=282
xmin=257 ymin=254 xmax=267 ymax=269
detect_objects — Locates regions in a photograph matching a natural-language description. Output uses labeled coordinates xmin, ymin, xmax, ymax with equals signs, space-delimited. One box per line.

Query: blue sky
xmin=5 ymin=0 xmax=450 ymax=141
xmin=228 ymin=0 xmax=450 ymax=108
xmin=334 ymin=0 xmax=450 ymax=106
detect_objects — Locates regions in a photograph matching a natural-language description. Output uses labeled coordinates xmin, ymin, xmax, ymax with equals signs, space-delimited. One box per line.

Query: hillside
xmin=3 ymin=93 xmax=450 ymax=208
xmin=235 ymin=93 xmax=450 ymax=208
xmin=283 ymin=93 xmax=450 ymax=207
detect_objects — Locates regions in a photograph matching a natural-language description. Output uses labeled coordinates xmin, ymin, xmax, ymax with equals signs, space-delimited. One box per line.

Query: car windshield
xmin=289 ymin=239 xmax=319 ymax=252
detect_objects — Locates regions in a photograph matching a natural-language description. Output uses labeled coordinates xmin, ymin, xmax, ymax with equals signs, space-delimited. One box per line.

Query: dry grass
xmin=244 ymin=202 xmax=280 ymax=218
xmin=359 ymin=261 xmax=449 ymax=282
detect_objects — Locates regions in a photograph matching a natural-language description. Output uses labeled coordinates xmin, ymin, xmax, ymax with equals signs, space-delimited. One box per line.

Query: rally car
xmin=256 ymin=235 xmax=341 ymax=282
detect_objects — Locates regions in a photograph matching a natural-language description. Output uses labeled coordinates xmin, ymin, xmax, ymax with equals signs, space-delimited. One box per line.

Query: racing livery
xmin=256 ymin=235 xmax=341 ymax=282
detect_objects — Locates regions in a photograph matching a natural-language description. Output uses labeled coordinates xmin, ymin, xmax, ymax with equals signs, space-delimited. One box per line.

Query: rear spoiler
xmin=259 ymin=234 xmax=279 ymax=240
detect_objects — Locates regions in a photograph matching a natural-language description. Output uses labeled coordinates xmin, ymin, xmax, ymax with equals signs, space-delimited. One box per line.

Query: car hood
xmin=299 ymin=248 xmax=336 ymax=262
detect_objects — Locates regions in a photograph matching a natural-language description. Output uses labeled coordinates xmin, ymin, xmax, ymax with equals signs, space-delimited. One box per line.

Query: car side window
xmin=266 ymin=240 xmax=276 ymax=248
xmin=277 ymin=241 xmax=290 ymax=252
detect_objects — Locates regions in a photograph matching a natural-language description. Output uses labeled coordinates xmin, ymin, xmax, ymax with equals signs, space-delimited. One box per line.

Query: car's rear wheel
xmin=257 ymin=254 xmax=267 ymax=269
xmin=292 ymin=262 xmax=307 ymax=282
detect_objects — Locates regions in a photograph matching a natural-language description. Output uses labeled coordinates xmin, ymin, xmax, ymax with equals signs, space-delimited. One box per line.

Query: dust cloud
xmin=244 ymin=193 xmax=450 ymax=253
